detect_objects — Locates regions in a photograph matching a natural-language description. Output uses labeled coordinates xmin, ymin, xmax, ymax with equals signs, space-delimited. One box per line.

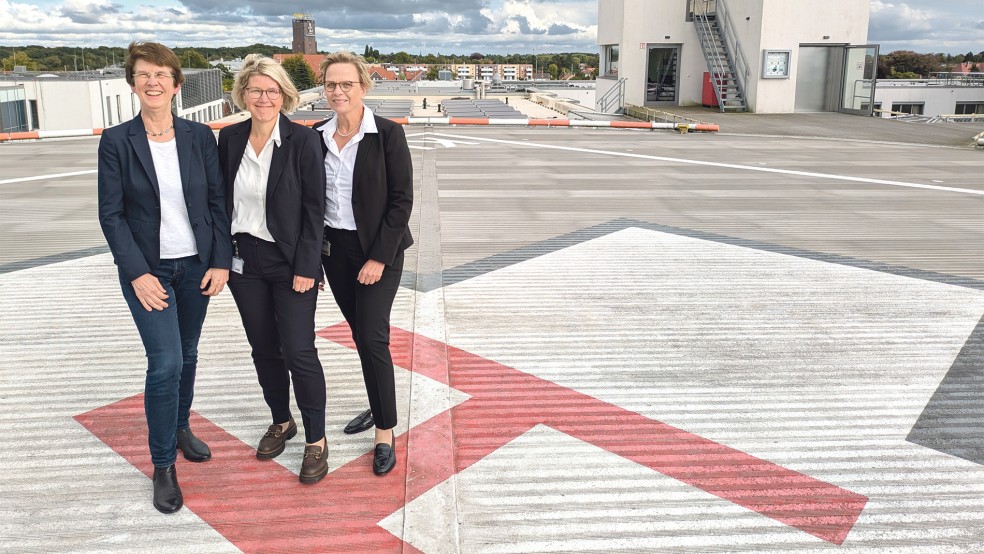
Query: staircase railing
xmin=598 ymin=77 xmax=626 ymax=114
xmin=714 ymin=0 xmax=749 ymax=92
xmin=693 ymin=0 xmax=749 ymax=111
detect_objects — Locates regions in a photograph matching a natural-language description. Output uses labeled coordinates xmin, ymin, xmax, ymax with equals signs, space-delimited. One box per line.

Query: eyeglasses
xmin=246 ymin=88 xmax=282 ymax=100
xmin=134 ymin=71 xmax=174 ymax=82
xmin=324 ymin=81 xmax=357 ymax=92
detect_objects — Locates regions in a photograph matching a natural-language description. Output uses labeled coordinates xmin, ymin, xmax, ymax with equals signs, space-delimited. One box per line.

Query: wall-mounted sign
xmin=762 ymin=50 xmax=791 ymax=79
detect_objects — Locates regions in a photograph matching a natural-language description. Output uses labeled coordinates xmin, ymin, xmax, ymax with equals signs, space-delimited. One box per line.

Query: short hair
xmin=318 ymin=51 xmax=374 ymax=92
xmin=125 ymin=42 xmax=184 ymax=87
xmin=231 ymin=54 xmax=301 ymax=113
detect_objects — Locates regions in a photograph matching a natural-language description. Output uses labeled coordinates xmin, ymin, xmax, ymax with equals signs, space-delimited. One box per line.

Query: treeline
xmin=361 ymin=45 xmax=599 ymax=72
xmin=878 ymin=50 xmax=984 ymax=79
xmin=0 ymin=44 xmax=291 ymax=71
xmin=1 ymin=44 xmax=598 ymax=77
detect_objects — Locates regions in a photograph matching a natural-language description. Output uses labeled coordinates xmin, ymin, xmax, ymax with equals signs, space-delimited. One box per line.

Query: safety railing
xmin=598 ymin=77 xmax=626 ymax=114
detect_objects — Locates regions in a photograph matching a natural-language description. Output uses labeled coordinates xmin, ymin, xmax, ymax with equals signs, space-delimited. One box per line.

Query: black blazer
xmin=98 ymin=114 xmax=232 ymax=283
xmin=218 ymin=114 xmax=326 ymax=279
xmin=312 ymin=114 xmax=413 ymax=266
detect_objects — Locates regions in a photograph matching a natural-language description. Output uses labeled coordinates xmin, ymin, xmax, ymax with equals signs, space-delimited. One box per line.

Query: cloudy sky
xmin=1 ymin=0 xmax=981 ymax=55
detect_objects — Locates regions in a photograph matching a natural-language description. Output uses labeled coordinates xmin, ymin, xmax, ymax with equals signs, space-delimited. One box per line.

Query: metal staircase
xmin=692 ymin=0 xmax=748 ymax=112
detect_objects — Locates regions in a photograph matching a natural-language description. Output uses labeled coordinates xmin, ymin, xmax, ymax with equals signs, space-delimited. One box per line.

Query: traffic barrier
xmin=1 ymin=118 xmax=719 ymax=142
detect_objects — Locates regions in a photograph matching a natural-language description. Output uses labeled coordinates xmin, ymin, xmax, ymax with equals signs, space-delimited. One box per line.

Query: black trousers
xmin=228 ymin=233 xmax=326 ymax=443
xmin=322 ymin=227 xmax=403 ymax=430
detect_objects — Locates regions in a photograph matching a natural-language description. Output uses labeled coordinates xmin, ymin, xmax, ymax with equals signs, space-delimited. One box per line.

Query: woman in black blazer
xmin=218 ymin=54 xmax=329 ymax=484
xmin=313 ymin=51 xmax=413 ymax=476
xmin=98 ymin=42 xmax=231 ymax=514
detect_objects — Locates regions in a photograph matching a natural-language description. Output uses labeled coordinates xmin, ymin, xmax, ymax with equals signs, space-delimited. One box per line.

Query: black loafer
xmin=152 ymin=464 xmax=183 ymax=514
xmin=373 ymin=433 xmax=396 ymax=476
xmin=176 ymin=427 xmax=211 ymax=462
xmin=344 ymin=409 xmax=374 ymax=435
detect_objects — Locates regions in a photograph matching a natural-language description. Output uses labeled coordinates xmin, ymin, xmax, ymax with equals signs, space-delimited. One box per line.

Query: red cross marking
xmin=74 ymin=323 xmax=867 ymax=552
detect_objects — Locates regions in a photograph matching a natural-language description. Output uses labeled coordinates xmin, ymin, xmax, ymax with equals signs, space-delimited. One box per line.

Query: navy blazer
xmin=218 ymin=114 xmax=326 ymax=280
xmin=312 ymin=114 xmax=413 ymax=266
xmin=98 ymin=114 xmax=232 ymax=283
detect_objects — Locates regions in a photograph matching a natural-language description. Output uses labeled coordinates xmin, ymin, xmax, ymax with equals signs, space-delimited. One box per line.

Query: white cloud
xmin=1 ymin=0 xmax=980 ymax=54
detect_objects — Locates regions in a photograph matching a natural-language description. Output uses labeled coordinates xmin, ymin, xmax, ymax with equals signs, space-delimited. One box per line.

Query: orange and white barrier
xmin=2 ymin=118 xmax=717 ymax=142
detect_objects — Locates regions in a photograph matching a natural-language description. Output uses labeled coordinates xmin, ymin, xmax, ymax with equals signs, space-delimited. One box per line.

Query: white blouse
xmin=231 ymin=118 xmax=281 ymax=242
xmin=321 ymin=106 xmax=378 ymax=231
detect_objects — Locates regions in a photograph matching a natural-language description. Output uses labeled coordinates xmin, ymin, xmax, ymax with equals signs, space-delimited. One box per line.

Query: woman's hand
xmin=131 ymin=273 xmax=169 ymax=311
xmin=200 ymin=268 xmax=229 ymax=296
xmin=294 ymin=275 xmax=315 ymax=293
xmin=358 ymin=260 xmax=385 ymax=285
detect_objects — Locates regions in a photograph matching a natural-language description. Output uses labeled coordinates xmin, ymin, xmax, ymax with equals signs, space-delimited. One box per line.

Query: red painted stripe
xmin=325 ymin=325 xmax=867 ymax=545
xmin=0 ymin=131 xmax=40 ymax=141
xmin=75 ymin=394 xmax=422 ymax=553
xmin=448 ymin=117 xmax=491 ymax=125
xmin=76 ymin=324 xmax=865 ymax=550
xmin=527 ymin=119 xmax=571 ymax=127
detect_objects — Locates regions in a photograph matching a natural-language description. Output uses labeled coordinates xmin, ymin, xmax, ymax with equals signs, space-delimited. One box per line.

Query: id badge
xmin=321 ymin=239 xmax=331 ymax=256
xmin=232 ymin=256 xmax=244 ymax=274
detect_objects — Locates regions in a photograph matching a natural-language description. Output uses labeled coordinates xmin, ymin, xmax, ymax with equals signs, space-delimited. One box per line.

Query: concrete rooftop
xmin=1 ymin=113 xmax=983 ymax=553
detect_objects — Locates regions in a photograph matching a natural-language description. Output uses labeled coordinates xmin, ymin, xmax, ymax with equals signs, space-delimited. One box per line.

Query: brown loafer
xmin=256 ymin=417 xmax=296 ymax=459
xmin=299 ymin=442 xmax=329 ymax=484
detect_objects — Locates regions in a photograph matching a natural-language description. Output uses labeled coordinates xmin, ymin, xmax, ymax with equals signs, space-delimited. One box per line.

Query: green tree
xmin=183 ymin=49 xmax=209 ymax=69
xmin=547 ymin=63 xmax=559 ymax=80
xmin=393 ymin=51 xmax=412 ymax=64
xmin=281 ymin=55 xmax=316 ymax=90
xmin=2 ymin=51 xmax=38 ymax=71
xmin=877 ymin=50 xmax=944 ymax=78
xmin=426 ymin=66 xmax=440 ymax=80
xmin=215 ymin=63 xmax=235 ymax=91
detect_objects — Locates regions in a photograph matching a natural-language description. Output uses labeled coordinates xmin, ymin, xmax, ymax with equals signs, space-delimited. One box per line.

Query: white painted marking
xmin=420 ymin=137 xmax=479 ymax=148
xmin=433 ymin=132 xmax=984 ymax=196
xmin=0 ymin=169 xmax=97 ymax=185
xmin=406 ymin=143 xmax=436 ymax=150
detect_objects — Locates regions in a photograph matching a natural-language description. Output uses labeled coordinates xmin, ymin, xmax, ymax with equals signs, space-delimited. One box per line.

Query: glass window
xmin=891 ymin=103 xmax=924 ymax=115
xmin=602 ymin=45 xmax=619 ymax=77
xmin=29 ymin=100 xmax=38 ymax=130
xmin=955 ymin=102 xmax=984 ymax=115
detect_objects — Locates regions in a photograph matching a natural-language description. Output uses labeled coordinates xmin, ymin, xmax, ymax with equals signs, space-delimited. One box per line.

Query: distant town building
xmin=0 ymin=69 xmax=224 ymax=132
xmin=209 ymin=58 xmax=245 ymax=73
xmin=292 ymin=14 xmax=317 ymax=55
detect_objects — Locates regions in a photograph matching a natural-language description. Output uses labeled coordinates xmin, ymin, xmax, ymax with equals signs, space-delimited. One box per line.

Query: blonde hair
xmin=318 ymin=51 xmax=374 ymax=92
xmin=231 ymin=54 xmax=301 ymax=113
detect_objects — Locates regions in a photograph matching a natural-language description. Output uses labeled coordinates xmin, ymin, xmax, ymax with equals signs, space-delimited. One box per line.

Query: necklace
xmin=335 ymin=116 xmax=363 ymax=138
xmin=146 ymin=123 xmax=173 ymax=137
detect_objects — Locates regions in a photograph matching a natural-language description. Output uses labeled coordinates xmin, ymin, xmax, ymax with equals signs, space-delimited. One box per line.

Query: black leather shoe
xmin=257 ymin=418 xmax=296 ymax=459
xmin=152 ymin=464 xmax=183 ymax=514
xmin=344 ymin=409 xmax=374 ymax=434
xmin=176 ymin=427 xmax=211 ymax=462
xmin=373 ymin=433 xmax=396 ymax=476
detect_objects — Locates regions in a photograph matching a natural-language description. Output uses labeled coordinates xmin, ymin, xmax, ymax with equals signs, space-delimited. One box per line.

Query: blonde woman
xmin=218 ymin=54 xmax=329 ymax=483
xmin=313 ymin=51 xmax=413 ymax=476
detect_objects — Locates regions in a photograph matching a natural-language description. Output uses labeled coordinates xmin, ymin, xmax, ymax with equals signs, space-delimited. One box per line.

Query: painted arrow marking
xmin=75 ymin=324 xmax=867 ymax=552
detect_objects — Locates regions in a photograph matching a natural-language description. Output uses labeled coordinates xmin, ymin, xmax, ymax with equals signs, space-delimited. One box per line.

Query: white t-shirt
xmin=148 ymin=138 xmax=198 ymax=258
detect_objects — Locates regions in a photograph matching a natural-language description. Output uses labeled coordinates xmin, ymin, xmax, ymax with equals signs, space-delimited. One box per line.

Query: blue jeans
xmin=120 ymin=255 xmax=210 ymax=468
